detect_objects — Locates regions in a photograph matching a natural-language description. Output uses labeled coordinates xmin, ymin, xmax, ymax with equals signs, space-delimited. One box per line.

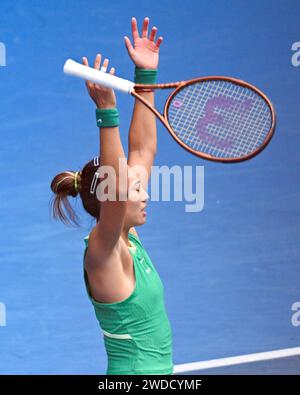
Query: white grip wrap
xmin=63 ymin=59 xmax=135 ymax=94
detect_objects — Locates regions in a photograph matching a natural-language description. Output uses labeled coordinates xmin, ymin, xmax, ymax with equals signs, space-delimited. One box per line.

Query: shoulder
xmin=84 ymin=226 xmax=140 ymax=245
xmin=84 ymin=226 xmax=123 ymax=271
xmin=83 ymin=226 xmax=141 ymax=260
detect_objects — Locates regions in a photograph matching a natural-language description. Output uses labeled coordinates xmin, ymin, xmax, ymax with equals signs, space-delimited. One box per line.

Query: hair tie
xmin=74 ymin=171 xmax=80 ymax=192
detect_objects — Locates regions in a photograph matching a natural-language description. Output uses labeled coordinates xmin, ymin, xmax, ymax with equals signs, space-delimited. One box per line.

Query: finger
xmin=82 ymin=57 xmax=93 ymax=90
xmin=156 ymin=36 xmax=163 ymax=48
xmin=141 ymin=16 xmax=149 ymax=38
xmin=82 ymin=56 xmax=89 ymax=67
xmin=109 ymin=67 xmax=115 ymax=75
xmin=94 ymin=53 xmax=101 ymax=70
xmin=131 ymin=17 xmax=139 ymax=41
xmin=124 ymin=36 xmax=135 ymax=56
xmin=100 ymin=58 xmax=109 ymax=72
xmin=149 ymin=26 xmax=157 ymax=42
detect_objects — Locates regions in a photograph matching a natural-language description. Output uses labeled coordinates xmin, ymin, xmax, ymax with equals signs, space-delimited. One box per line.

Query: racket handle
xmin=63 ymin=59 xmax=135 ymax=94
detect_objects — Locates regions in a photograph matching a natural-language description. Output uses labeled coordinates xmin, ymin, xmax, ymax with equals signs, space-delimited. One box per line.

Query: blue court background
xmin=0 ymin=0 xmax=299 ymax=374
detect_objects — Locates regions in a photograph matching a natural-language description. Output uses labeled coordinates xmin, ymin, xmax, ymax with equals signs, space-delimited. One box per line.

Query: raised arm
xmin=82 ymin=54 xmax=128 ymax=257
xmin=124 ymin=17 xmax=163 ymax=184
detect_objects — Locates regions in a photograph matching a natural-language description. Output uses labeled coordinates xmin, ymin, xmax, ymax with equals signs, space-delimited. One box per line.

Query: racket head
xmin=164 ymin=76 xmax=276 ymax=163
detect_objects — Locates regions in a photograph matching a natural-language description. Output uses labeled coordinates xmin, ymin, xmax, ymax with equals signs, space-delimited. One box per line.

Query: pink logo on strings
xmin=172 ymin=100 xmax=183 ymax=109
xmin=196 ymin=96 xmax=253 ymax=150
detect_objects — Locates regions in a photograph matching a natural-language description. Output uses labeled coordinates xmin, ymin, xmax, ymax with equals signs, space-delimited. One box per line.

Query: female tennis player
xmin=50 ymin=17 xmax=173 ymax=375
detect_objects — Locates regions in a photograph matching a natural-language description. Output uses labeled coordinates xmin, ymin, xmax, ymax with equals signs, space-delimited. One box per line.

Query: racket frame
xmin=134 ymin=76 xmax=276 ymax=163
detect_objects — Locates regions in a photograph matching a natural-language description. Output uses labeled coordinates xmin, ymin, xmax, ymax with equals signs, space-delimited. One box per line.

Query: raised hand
xmin=82 ymin=54 xmax=116 ymax=109
xmin=124 ymin=17 xmax=163 ymax=70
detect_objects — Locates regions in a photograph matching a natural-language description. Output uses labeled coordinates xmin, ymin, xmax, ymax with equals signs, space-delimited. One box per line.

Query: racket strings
xmin=167 ymin=80 xmax=273 ymax=159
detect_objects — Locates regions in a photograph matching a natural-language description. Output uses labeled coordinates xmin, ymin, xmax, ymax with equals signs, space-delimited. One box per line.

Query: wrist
xmin=135 ymin=65 xmax=158 ymax=71
xmin=96 ymin=107 xmax=120 ymax=128
xmin=95 ymin=103 xmax=116 ymax=110
xmin=134 ymin=67 xmax=158 ymax=85
xmin=136 ymin=89 xmax=155 ymax=96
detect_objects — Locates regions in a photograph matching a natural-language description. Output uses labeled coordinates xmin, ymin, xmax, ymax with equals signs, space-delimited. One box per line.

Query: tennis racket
xmin=63 ymin=59 xmax=276 ymax=163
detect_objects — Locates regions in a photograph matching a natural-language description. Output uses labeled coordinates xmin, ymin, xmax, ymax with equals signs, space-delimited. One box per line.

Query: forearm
xmin=99 ymin=126 xmax=125 ymax=169
xmin=128 ymin=91 xmax=157 ymax=154
xmin=99 ymin=125 xmax=127 ymax=194
xmin=96 ymin=105 xmax=126 ymax=174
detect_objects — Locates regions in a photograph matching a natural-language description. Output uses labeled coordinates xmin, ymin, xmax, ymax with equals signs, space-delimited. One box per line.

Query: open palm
xmin=124 ymin=17 xmax=163 ymax=69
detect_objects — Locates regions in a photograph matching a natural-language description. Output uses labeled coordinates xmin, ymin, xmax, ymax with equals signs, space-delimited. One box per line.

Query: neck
xmin=97 ymin=217 xmax=132 ymax=247
xmin=121 ymin=225 xmax=131 ymax=247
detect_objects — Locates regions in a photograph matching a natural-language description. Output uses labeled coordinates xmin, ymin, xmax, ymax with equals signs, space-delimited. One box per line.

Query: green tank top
xmin=83 ymin=231 xmax=174 ymax=375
